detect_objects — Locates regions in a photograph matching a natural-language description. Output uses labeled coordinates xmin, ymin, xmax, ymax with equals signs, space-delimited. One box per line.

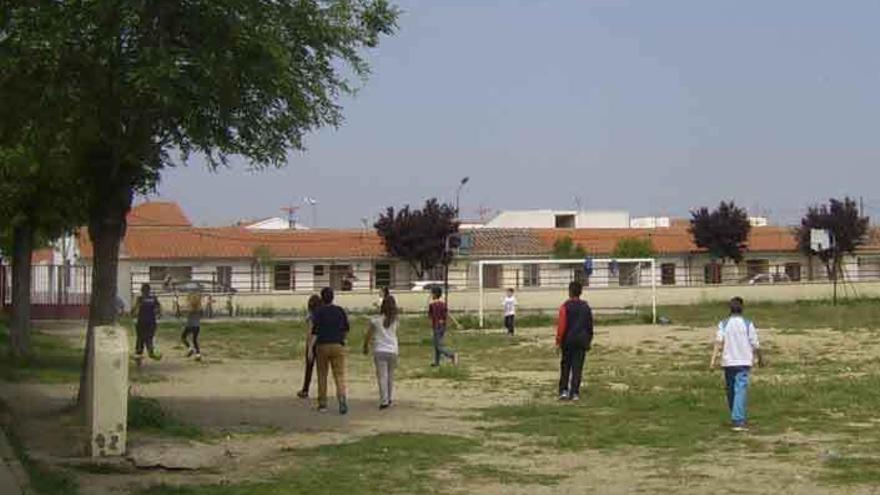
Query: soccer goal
xmin=475 ymin=258 xmax=658 ymax=327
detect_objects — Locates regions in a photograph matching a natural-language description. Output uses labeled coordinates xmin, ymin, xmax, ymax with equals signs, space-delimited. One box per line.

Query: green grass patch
xmin=821 ymin=457 xmax=880 ymax=485
xmin=0 ymin=401 xmax=80 ymax=495
xmin=0 ymin=319 xmax=83 ymax=383
xmin=128 ymin=395 xmax=202 ymax=439
xmin=456 ymin=463 xmax=559 ymax=485
xmin=408 ymin=364 xmax=471 ymax=381
xmin=655 ymin=297 xmax=880 ymax=331
xmin=139 ymin=433 xmax=478 ymax=495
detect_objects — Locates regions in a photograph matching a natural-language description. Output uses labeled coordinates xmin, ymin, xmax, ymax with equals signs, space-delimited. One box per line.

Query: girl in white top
xmin=363 ymin=294 xmax=399 ymax=409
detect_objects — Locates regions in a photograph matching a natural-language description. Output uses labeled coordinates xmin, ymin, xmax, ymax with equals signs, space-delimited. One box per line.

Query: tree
xmin=689 ymin=201 xmax=751 ymax=263
xmin=795 ymin=197 xmax=868 ymax=282
xmin=0 ymin=6 xmax=89 ymax=358
xmin=1 ymin=0 xmax=398 ymax=402
xmin=552 ymin=236 xmax=587 ymax=259
xmin=374 ymin=199 xmax=459 ymax=280
xmin=0 ymin=149 xmax=82 ymax=358
xmin=612 ymin=237 xmax=655 ymax=259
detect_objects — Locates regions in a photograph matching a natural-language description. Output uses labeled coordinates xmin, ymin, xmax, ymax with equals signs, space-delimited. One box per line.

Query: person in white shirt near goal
xmin=710 ymin=297 xmax=764 ymax=432
xmin=502 ymin=288 xmax=517 ymax=336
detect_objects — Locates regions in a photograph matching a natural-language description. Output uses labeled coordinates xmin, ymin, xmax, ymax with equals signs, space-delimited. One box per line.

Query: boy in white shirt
xmin=502 ymin=288 xmax=517 ymax=336
xmin=710 ymin=297 xmax=763 ymax=432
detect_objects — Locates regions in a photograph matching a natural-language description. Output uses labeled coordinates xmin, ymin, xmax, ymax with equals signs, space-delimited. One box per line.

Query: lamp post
xmin=446 ymin=177 xmax=469 ymax=306
xmin=455 ymin=176 xmax=469 ymax=216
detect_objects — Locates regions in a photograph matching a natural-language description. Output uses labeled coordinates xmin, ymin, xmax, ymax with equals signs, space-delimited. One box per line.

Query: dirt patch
xmin=4 ymin=321 xmax=880 ymax=494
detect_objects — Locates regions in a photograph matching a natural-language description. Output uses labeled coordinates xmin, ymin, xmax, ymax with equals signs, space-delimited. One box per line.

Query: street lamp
xmin=455 ymin=176 xmax=470 ymax=216
xmin=446 ymin=177 xmax=469 ymax=307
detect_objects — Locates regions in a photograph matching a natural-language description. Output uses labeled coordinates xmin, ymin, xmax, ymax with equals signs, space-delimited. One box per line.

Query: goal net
xmin=475 ymin=258 xmax=657 ymax=327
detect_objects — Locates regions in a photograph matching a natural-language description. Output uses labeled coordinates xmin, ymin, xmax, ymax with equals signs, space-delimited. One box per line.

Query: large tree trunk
xmin=10 ymin=224 xmax=34 ymax=359
xmin=76 ymin=184 xmax=133 ymax=408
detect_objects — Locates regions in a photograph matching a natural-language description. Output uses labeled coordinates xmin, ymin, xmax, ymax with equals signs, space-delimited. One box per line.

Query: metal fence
xmin=129 ymin=257 xmax=880 ymax=297
xmin=1 ymin=264 xmax=92 ymax=318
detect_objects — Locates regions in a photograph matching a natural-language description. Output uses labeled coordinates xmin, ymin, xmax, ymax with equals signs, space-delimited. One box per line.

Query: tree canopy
xmin=612 ymin=237 xmax=655 ymax=259
xmin=552 ymin=236 xmax=587 ymax=259
xmin=796 ymin=197 xmax=869 ymax=278
xmin=1 ymin=0 xmax=399 ymax=326
xmin=374 ymin=199 xmax=459 ymax=280
xmin=689 ymin=201 xmax=751 ymax=263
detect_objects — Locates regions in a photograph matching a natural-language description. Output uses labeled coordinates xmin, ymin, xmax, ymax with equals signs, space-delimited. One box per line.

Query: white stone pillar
xmin=87 ymin=325 xmax=129 ymax=457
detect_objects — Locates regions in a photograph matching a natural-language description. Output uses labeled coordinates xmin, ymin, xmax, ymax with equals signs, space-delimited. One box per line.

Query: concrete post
xmin=87 ymin=325 xmax=129 ymax=457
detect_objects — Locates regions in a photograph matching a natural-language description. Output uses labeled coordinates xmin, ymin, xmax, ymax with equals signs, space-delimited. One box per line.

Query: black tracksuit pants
xmin=559 ymin=345 xmax=587 ymax=395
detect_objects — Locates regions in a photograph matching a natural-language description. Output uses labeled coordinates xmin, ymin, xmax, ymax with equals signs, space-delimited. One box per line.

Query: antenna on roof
xmin=477 ymin=205 xmax=494 ymax=222
xmin=574 ymin=196 xmax=583 ymax=212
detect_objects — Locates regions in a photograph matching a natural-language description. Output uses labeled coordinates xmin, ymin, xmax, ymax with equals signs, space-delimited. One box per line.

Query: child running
xmin=180 ymin=292 xmax=203 ymax=361
xmin=134 ymin=284 xmax=162 ymax=365
xmin=363 ymin=293 xmax=399 ymax=409
xmin=297 ymin=294 xmax=322 ymax=399
xmin=556 ymin=281 xmax=593 ymax=401
xmin=427 ymin=286 xmax=458 ymax=366
xmin=710 ymin=297 xmax=763 ymax=432
xmin=503 ymin=288 xmax=517 ymax=335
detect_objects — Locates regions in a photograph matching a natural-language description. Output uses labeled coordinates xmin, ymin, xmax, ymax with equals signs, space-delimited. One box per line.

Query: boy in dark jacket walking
xmin=556 ymin=281 xmax=593 ymax=401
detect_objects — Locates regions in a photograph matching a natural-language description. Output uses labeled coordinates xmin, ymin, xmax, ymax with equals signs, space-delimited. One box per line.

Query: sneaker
xmin=379 ymin=403 xmax=390 ymax=410
xmin=430 ymin=363 xmax=439 ymax=367
xmin=570 ymin=394 xmax=580 ymax=402
xmin=185 ymin=348 xmax=195 ymax=358
xmin=148 ymin=351 xmax=162 ymax=361
xmin=558 ymin=391 xmax=570 ymax=401
xmin=317 ymin=404 xmax=328 ymax=413
xmin=339 ymin=399 xmax=349 ymax=415
xmin=296 ymin=390 xmax=309 ymax=399
xmin=194 ymin=353 xmax=202 ymax=361
xmin=732 ymin=424 xmax=749 ymax=433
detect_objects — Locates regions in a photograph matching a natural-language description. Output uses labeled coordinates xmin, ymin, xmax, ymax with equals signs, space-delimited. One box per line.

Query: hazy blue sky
xmin=153 ymin=0 xmax=880 ymax=228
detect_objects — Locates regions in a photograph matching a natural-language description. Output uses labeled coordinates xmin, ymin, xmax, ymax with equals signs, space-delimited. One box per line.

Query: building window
xmin=661 ymin=263 xmax=676 ymax=286
xmin=149 ymin=266 xmax=192 ymax=284
xmin=704 ymin=263 xmax=722 ymax=285
xmin=375 ymin=263 xmax=393 ymax=289
xmin=522 ymin=264 xmax=540 ymax=287
xmin=482 ymin=265 xmax=502 ymax=289
xmin=314 ymin=265 xmax=325 ymax=277
xmin=746 ymin=259 xmax=769 ymax=279
xmin=330 ymin=265 xmax=353 ymax=291
xmin=274 ymin=263 xmax=293 ymax=291
xmin=785 ymin=262 xmax=802 ymax=282
xmin=216 ymin=266 xmax=232 ymax=290
xmin=555 ymin=214 xmax=575 ymax=228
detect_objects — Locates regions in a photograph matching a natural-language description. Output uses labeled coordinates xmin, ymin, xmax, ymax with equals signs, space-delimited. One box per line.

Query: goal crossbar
xmin=475 ymin=258 xmax=657 ymax=328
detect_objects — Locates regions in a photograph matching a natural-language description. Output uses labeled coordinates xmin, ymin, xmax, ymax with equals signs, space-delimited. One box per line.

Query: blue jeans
xmin=432 ymin=326 xmax=455 ymax=365
xmin=724 ymin=366 xmax=751 ymax=426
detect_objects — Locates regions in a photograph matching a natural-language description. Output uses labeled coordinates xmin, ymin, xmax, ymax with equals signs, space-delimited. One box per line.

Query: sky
xmin=152 ymin=0 xmax=880 ymax=228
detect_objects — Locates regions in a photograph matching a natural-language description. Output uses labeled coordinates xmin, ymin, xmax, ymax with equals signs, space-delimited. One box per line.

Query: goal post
xmin=476 ymin=258 xmax=657 ymax=328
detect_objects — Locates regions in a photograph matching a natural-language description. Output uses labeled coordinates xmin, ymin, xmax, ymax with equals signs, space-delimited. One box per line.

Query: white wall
xmin=485 ymin=210 xmax=630 ymax=229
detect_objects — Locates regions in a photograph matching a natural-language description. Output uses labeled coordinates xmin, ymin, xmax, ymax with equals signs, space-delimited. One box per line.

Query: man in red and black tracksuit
xmin=556 ymin=281 xmax=593 ymax=401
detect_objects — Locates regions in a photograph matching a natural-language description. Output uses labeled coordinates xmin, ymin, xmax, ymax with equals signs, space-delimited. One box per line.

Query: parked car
xmin=747 ymin=273 xmax=791 ymax=285
xmin=410 ymin=281 xmax=448 ymax=292
xmin=171 ymin=280 xmax=237 ymax=294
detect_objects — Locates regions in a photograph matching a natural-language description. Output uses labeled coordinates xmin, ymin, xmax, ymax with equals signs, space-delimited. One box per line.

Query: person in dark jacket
xmin=306 ymin=287 xmax=350 ymax=414
xmin=134 ymin=284 xmax=162 ymax=365
xmin=555 ymin=281 xmax=593 ymax=401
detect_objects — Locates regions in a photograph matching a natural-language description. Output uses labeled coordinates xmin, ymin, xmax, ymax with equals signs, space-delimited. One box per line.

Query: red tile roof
xmin=31 ymin=248 xmax=54 ymax=264
xmin=74 ymin=201 xmax=880 ymax=262
xmin=536 ymin=226 xmax=804 ymax=256
xmin=80 ymin=227 xmax=385 ymax=260
xmin=126 ymin=201 xmax=191 ymax=227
